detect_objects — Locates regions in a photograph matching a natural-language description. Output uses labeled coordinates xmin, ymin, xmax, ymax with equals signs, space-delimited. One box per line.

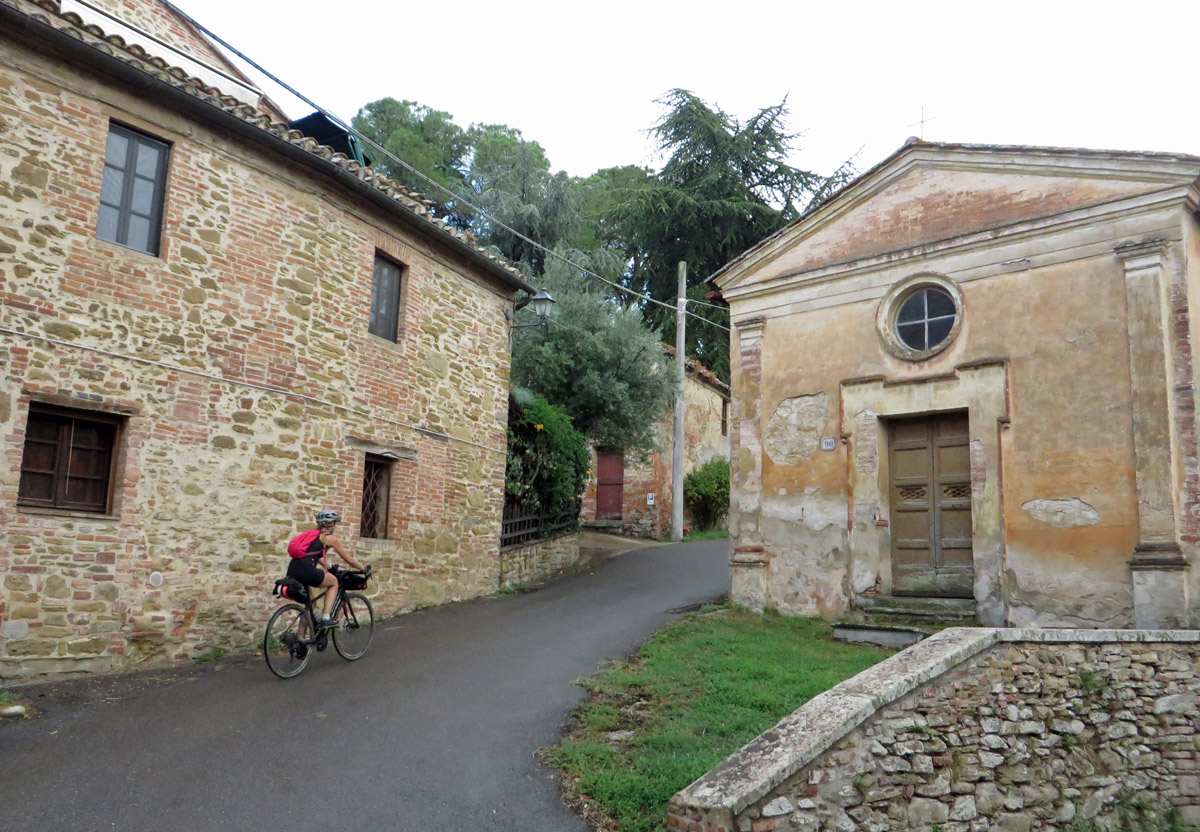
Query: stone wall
xmin=670 ymin=628 xmax=1200 ymax=832
xmin=498 ymin=532 xmax=580 ymax=589
xmin=0 ymin=14 xmax=520 ymax=679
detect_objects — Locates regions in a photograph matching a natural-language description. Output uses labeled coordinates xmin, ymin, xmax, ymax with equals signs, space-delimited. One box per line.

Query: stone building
xmin=0 ymin=0 xmax=541 ymax=678
xmin=582 ymin=352 xmax=730 ymax=538
xmin=713 ymin=139 xmax=1200 ymax=630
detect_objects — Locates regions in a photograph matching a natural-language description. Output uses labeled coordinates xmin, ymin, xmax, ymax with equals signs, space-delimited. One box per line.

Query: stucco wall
xmin=0 ymin=31 xmax=515 ymax=677
xmin=721 ymin=147 xmax=1200 ymax=629
xmin=670 ymin=628 xmax=1200 ymax=832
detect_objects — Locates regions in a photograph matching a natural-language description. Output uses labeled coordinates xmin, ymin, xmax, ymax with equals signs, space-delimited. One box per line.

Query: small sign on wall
xmin=646 ymin=493 xmax=656 ymax=506
xmin=820 ymin=437 xmax=837 ymax=451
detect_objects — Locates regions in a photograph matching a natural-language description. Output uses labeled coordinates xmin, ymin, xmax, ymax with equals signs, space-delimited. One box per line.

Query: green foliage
xmin=512 ymin=251 xmax=673 ymax=457
xmin=608 ymin=90 xmax=857 ymax=379
xmin=1078 ymin=669 xmax=1109 ymax=693
xmin=505 ymin=392 xmax=588 ymax=515
xmin=541 ymin=608 xmax=891 ymax=832
xmin=684 ymin=456 xmax=730 ymax=530
xmin=351 ymin=98 xmax=473 ymax=227
xmin=194 ymin=646 xmax=227 ymax=663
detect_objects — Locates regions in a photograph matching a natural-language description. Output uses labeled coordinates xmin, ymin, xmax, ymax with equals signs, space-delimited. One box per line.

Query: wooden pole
xmin=672 ymin=261 xmax=687 ymax=543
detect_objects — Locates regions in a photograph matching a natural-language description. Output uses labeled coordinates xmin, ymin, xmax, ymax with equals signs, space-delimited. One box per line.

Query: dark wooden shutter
xmin=19 ymin=405 xmax=119 ymax=513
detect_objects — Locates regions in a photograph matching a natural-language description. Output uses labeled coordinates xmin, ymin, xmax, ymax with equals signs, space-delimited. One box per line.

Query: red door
xmin=596 ymin=453 xmax=624 ymax=520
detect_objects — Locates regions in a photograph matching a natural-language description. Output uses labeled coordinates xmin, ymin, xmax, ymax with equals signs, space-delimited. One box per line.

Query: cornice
xmin=722 ymin=184 xmax=1196 ymax=306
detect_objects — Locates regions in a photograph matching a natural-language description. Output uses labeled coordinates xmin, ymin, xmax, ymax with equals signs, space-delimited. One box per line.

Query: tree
xmin=467 ymin=124 xmax=582 ymax=275
xmin=505 ymin=390 xmax=588 ymax=515
xmin=608 ymin=89 xmax=857 ymax=379
xmin=512 ymin=250 xmax=673 ymax=457
xmin=351 ymin=98 xmax=472 ymax=226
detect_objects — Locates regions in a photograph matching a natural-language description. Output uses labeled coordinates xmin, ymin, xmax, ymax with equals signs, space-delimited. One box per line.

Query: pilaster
xmin=730 ymin=317 xmax=768 ymax=611
xmin=1116 ymin=239 xmax=1192 ymax=627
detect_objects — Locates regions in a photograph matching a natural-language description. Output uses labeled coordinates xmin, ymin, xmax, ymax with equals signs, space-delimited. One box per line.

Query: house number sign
xmin=820 ymin=437 xmax=837 ymax=451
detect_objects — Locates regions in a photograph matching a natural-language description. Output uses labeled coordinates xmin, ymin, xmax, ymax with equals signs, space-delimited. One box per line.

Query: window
xmin=18 ymin=404 xmax=121 ymax=513
xmin=876 ymin=274 xmax=964 ymax=361
xmin=369 ymin=254 xmax=404 ymax=341
xmin=360 ymin=454 xmax=392 ymax=539
xmin=895 ymin=286 xmax=957 ymax=352
xmin=97 ymin=123 xmax=170 ymax=256
xmin=721 ymin=400 xmax=729 ymax=437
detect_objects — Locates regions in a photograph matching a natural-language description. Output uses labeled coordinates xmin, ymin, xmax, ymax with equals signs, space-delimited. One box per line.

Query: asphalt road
xmin=0 ymin=539 xmax=729 ymax=831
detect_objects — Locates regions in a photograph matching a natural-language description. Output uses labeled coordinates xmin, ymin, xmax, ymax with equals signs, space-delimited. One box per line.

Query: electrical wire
xmin=161 ymin=1 xmax=730 ymax=333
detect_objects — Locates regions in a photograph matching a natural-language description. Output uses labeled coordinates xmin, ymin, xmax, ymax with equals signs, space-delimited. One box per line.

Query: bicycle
xmin=263 ymin=564 xmax=374 ymax=679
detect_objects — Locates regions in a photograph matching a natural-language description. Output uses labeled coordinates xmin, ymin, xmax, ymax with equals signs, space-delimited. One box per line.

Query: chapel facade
xmin=713 ymin=140 xmax=1200 ymax=630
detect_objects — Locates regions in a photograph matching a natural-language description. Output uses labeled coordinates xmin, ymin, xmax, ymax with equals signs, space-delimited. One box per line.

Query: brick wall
xmin=670 ymin=629 xmax=1200 ymax=832
xmin=0 ymin=26 xmax=518 ymax=678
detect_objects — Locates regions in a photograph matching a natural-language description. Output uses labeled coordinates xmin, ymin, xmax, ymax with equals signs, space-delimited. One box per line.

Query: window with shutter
xmin=368 ymin=254 xmax=405 ymax=342
xmin=18 ymin=405 xmax=121 ymax=514
xmin=97 ymin=123 xmax=170 ymax=256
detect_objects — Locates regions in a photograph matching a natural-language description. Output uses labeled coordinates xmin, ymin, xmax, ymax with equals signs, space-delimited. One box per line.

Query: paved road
xmin=0 ymin=539 xmax=729 ymax=831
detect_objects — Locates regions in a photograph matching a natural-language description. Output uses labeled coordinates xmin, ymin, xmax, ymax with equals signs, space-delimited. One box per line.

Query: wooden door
xmin=596 ymin=453 xmax=624 ymax=520
xmin=889 ymin=413 xmax=974 ymax=598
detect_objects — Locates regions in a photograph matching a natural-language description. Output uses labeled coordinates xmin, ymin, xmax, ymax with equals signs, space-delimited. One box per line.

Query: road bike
xmin=263 ymin=564 xmax=374 ymax=679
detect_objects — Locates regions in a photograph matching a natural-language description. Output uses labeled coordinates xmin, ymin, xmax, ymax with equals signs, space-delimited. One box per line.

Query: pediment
xmin=716 ymin=144 xmax=1200 ymax=290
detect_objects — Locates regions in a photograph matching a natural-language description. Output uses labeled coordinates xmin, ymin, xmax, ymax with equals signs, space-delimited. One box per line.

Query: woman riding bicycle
xmin=287 ymin=509 xmax=365 ymax=627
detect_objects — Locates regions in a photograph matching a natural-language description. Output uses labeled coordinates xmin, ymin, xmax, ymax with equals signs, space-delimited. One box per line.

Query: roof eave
xmin=0 ymin=0 xmax=536 ymax=296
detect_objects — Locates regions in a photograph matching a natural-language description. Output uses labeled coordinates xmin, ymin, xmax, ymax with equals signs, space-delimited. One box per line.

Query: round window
xmin=894 ymin=286 xmax=957 ymax=351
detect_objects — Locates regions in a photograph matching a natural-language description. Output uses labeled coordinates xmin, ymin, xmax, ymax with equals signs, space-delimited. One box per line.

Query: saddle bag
xmin=273 ymin=577 xmax=310 ymax=603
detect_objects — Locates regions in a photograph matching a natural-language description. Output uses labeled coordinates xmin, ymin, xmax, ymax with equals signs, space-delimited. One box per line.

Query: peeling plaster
xmin=1021 ymin=497 xmax=1102 ymax=528
xmin=764 ymin=392 xmax=827 ymax=466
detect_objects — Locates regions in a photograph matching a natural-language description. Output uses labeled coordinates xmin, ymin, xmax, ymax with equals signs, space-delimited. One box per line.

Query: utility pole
xmin=672 ymin=261 xmax=687 ymax=543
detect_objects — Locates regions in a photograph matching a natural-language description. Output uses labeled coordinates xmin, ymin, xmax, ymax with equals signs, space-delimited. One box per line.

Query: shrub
xmin=506 ymin=391 xmax=589 ymax=515
xmin=684 ymin=456 xmax=729 ymax=530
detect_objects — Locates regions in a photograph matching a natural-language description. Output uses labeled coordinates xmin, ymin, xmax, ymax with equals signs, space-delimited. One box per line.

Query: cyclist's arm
xmin=325 ymin=534 xmax=364 ymax=571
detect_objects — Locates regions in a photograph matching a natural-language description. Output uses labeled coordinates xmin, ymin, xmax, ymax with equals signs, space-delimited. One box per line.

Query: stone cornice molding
xmin=722 ymin=184 xmax=1195 ymax=307
xmin=1114 ymin=237 xmax=1170 ymax=274
xmin=715 ymin=142 xmax=1200 ymax=291
xmin=734 ymin=317 xmax=766 ymax=342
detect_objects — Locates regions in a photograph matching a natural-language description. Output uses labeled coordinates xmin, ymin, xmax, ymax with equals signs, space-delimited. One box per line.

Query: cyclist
xmin=287 ymin=509 xmax=366 ymax=627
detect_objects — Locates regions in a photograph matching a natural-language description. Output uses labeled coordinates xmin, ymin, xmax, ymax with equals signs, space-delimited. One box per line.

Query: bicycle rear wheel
xmin=332 ymin=592 xmax=374 ymax=660
xmin=263 ymin=603 xmax=312 ymax=678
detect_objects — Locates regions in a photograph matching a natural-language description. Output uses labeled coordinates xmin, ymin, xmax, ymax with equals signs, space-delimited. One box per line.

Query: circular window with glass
xmin=877 ymin=275 xmax=963 ymax=361
xmin=895 ymin=286 xmax=957 ymax=351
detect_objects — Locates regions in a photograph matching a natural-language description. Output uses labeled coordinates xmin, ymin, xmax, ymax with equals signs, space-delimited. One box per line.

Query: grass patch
xmin=193 ymin=646 xmax=227 ymax=663
xmin=656 ymin=527 xmax=730 ymax=543
xmin=541 ymin=606 xmax=891 ymax=832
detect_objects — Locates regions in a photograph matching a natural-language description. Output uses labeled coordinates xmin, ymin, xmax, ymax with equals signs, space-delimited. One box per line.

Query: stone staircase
xmin=833 ymin=595 xmax=980 ymax=648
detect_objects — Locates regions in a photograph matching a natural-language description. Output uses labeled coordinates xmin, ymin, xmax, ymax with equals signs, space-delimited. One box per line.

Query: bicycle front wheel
xmin=264 ymin=603 xmax=312 ymax=678
xmin=332 ymin=592 xmax=374 ymax=660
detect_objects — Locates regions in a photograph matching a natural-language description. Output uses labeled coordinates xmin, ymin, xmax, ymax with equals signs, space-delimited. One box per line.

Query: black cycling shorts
xmin=287 ymin=555 xmax=325 ymax=588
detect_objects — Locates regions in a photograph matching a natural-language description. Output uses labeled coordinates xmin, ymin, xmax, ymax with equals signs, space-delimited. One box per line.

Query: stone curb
xmin=674 ymin=627 xmax=1200 ymax=816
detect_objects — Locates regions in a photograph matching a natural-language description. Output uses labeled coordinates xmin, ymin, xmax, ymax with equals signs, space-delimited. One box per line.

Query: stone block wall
xmin=0 ymin=21 xmax=518 ymax=679
xmin=670 ymin=628 xmax=1200 ymax=832
xmin=498 ymin=532 xmax=580 ymax=589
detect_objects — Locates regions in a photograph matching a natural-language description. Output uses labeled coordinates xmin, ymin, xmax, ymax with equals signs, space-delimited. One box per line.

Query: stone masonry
xmin=671 ymin=628 xmax=1200 ymax=832
xmin=0 ymin=0 xmax=535 ymax=678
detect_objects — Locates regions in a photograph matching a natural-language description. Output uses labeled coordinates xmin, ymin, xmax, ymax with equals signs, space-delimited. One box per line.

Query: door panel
xmin=889 ymin=413 xmax=974 ymax=598
xmin=596 ymin=453 xmax=624 ymax=520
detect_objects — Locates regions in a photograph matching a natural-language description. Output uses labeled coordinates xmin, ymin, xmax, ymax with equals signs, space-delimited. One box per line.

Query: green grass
xmin=541 ymin=607 xmax=892 ymax=832
xmin=0 ymin=693 xmax=19 ymax=704
xmin=657 ymin=527 xmax=730 ymax=543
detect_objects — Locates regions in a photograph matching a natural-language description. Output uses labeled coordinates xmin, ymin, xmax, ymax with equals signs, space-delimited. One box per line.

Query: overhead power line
xmin=162 ymin=2 xmax=730 ymax=332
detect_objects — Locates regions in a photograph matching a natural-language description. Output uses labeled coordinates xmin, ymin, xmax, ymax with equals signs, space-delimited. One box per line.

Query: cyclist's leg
xmin=316 ymin=571 xmax=338 ymax=618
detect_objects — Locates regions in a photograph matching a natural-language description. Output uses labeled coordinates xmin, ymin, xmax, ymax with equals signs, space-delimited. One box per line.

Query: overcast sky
xmin=174 ymin=0 xmax=1200 ymax=184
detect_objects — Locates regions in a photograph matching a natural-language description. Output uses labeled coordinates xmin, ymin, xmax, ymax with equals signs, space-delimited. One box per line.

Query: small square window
xmin=369 ymin=254 xmax=405 ymax=342
xmin=360 ymin=454 xmax=392 ymax=539
xmin=97 ymin=123 xmax=170 ymax=256
xmin=721 ymin=400 xmax=729 ymax=437
xmin=19 ymin=404 xmax=121 ymax=513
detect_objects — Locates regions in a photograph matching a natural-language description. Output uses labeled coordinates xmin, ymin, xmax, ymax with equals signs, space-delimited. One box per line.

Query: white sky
xmin=175 ymin=0 xmax=1200 ymax=184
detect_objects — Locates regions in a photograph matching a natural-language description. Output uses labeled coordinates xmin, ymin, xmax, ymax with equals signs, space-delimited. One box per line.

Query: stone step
xmin=832 ymin=623 xmax=927 ymax=649
xmin=854 ymin=594 xmax=978 ymax=620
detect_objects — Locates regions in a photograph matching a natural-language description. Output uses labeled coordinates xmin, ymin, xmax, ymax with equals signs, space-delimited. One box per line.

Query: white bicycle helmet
xmin=315 ymin=509 xmax=342 ymax=525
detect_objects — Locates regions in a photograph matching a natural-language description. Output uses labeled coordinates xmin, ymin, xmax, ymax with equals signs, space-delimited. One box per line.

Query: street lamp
xmin=512 ymin=287 xmax=556 ymax=330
